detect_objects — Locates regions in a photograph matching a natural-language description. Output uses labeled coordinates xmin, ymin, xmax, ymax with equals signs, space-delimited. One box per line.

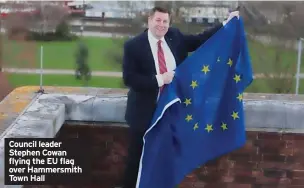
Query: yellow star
xmin=237 ymin=93 xmax=243 ymax=102
xmin=185 ymin=114 xmax=193 ymax=122
xmin=233 ymin=74 xmax=241 ymax=83
xmin=227 ymin=58 xmax=233 ymax=67
xmin=205 ymin=124 xmax=213 ymax=133
xmin=201 ymin=65 xmax=210 ymax=74
xmin=221 ymin=122 xmax=228 ymax=131
xmin=190 ymin=80 xmax=198 ymax=89
xmin=231 ymin=111 xmax=239 ymax=120
xmin=184 ymin=98 xmax=192 ymax=106
xmin=193 ymin=123 xmax=199 ymax=131
xmin=217 ymin=57 xmax=220 ymax=63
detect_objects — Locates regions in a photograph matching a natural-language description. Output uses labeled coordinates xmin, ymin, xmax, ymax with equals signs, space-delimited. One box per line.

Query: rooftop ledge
xmin=1 ymin=86 xmax=304 ymax=187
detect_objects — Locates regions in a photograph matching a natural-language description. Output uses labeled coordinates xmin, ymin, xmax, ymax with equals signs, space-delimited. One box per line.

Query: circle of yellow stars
xmin=182 ymin=56 xmax=244 ymax=132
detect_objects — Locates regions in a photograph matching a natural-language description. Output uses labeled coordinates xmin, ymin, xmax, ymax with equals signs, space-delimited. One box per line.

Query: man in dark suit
xmin=121 ymin=6 xmax=239 ymax=188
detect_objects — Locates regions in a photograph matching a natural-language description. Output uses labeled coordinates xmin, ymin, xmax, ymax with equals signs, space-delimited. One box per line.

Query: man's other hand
xmin=162 ymin=71 xmax=175 ymax=84
xmin=223 ymin=11 xmax=240 ymax=26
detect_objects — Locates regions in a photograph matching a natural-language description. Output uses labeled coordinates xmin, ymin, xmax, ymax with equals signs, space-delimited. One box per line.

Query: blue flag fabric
xmin=136 ymin=18 xmax=253 ymax=188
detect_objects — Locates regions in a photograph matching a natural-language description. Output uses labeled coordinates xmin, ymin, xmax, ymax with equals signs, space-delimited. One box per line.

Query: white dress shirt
xmin=147 ymin=29 xmax=176 ymax=87
xmin=146 ymin=20 xmax=229 ymax=93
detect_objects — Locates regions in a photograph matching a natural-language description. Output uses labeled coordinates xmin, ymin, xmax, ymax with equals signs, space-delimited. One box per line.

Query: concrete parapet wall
xmin=0 ymin=86 xmax=304 ymax=187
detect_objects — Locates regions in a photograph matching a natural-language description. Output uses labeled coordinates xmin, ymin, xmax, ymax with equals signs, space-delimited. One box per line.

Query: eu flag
xmin=136 ymin=17 xmax=253 ymax=188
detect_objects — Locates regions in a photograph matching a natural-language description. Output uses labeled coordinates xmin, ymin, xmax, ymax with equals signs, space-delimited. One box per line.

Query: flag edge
xmin=135 ymin=97 xmax=181 ymax=188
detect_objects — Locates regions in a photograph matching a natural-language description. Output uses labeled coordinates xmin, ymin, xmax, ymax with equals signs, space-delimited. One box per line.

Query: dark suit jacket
xmin=122 ymin=24 xmax=223 ymax=132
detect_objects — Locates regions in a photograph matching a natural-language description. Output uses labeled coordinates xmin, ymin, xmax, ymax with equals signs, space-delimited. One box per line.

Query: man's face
xmin=148 ymin=11 xmax=170 ymax=39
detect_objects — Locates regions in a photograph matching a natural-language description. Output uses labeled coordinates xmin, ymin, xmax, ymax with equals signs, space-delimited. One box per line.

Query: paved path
xmin=2 ymin=68 xmax=304 ymax=79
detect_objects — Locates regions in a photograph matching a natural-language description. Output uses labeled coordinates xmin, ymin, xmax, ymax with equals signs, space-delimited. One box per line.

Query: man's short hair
xmin=149 ymin=7 xmax=171 ymax=17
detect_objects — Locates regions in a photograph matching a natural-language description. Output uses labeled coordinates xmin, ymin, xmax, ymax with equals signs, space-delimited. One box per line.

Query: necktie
xmin=157 ymin=40 xmax=167 ymax=92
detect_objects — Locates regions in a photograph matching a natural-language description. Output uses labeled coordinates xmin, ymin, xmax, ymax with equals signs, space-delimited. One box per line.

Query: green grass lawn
xmin=3 ymin=36 xmax=123 ymax=71
xmin=247 ymin=38 xmax=303 ymax=74
xmin=3 ymin=36 xmax=304 ymax=74
xmin=245 ymin=77 xmax=302 ymax=94
xmin=7 ymin=73 xmax=124 ymax=88
xmin=7 ymin=73 xmax=304 ymax=95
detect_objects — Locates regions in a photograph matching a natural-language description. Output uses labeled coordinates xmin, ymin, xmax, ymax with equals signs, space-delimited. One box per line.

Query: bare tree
xmin=4 ymin=12 xmax=32 ymax=40
xmin=2 ymin=2 xmax=69 ymax=37
xmin=32 ymin=2 xmax=69 ymax=34
xmin=241 ymin=1 xmax=304 ymax=40
xmin=2 ymin=2 xmax=38 ymax=68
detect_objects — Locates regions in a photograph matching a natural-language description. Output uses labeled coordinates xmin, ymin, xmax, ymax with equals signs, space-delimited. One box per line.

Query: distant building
xmin=50 ymin=0 xmax=238 ymax=25
xmin=180 ymin=6 xmax=229 ymax=24
xmin=178 ymin=1 xmax=238 ymax=25
xmin=84 ymin=1 xmax=154 ymax=19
